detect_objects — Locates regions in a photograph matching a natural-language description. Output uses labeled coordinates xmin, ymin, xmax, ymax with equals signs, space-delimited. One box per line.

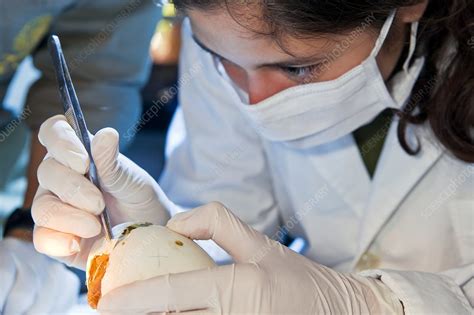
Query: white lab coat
xmin=160 ymin=21 xmax=473 ymax=313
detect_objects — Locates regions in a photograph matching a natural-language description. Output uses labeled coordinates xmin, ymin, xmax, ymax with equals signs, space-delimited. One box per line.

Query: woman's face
xmin=187 ymin=3 xmax=426 ymax=104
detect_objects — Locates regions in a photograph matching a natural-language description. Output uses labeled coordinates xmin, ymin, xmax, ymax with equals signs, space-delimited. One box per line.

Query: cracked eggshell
xmin=86 ymin=223 xmax=216 ymax=299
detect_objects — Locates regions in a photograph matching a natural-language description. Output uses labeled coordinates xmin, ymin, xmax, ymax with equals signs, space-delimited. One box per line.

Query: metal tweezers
xmin=48 ymin=35 xmax=113 ymax=241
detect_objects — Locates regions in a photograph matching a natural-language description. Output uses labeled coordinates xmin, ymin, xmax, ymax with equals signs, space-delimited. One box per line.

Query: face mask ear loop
xmin=403 ymin=21 xmax=419 ymax=73
xmin=370 ymin=9 xmax=397 ymax=58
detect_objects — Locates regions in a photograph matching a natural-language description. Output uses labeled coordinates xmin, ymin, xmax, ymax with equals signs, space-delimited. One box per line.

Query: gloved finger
xmin=91 ymin=127 xmax=120 ymax=184
xmin=90 ymin=127 xmax=152 ymax=200
xmin=167 ymin=311 xmax=213 ymax=314
xmin=33 ymin=226 xmax=82 ymax=257
xmin=90 ymin=128 xmax=171 ymax=226
xmin=166 ymin=202 xmax=271 ymax=263
xmin=32 ymin=187 xmax=101 ymax=238
xmin=101 ymin=312 xmax=205 ymax=315
xmin=0 ymin=244 xmax=16 ymax=308
xmin=38 ymin=115 xmax=89 ymax=174
xmin=26 ymin=262 xmax=79 ymax=315
xmin=104 ymin=312 xmax=207 ymax=315
xmin=152 ymin=312 xmax=211 ymax=315
xmin=98 ymin=268 xmax=217 ymax=313
xmin=98 ymin=263 xmax=256 ymax=314
xmin=37 ymin=157 xmax=105 ymax=215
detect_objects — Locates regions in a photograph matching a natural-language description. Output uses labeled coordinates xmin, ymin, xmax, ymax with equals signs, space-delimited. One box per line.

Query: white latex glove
xmin=98 ymin=202 xmax=404 ymax=314
xmin=32 ymin=115 xmax=170 ymax=269
xmin=0 ymin=237 xmax=79 ymax=314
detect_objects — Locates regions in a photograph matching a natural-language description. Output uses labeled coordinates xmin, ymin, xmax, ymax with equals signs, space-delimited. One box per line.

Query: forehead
xmin=187 ymin=8 xmax=337 ymax=67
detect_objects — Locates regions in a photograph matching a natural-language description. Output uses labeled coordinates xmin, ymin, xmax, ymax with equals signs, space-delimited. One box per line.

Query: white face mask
xmin=214 ymin=10 xmax=426 ymax=148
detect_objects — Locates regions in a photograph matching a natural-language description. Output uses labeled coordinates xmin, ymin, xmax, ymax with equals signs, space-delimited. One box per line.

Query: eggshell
xmin=86 ymin=223 xmax=216 ymax=299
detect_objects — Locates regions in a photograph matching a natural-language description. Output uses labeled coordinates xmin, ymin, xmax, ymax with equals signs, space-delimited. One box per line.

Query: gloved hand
xmin=0 ymin=237 xmax=79 ymax=314
xmin=98 ymin=202 xmax=404 ymax=314
xmin=32 ymin=115 xmax=170 ymax=269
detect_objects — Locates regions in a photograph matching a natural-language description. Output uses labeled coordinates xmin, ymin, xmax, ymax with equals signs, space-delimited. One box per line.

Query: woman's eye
xmin=281 ymin=64 xmax=321 ymax=82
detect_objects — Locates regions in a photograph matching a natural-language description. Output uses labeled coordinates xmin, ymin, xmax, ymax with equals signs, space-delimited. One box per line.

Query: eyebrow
xmin=191 ymin=34 xmax=325 ymax=68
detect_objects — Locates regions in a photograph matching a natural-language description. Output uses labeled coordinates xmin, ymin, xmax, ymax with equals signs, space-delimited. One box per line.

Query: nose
xmin=247 ymin=72 xmax=286 ymax=104
xmin=221 ymin=61 xmax=293 ymax=105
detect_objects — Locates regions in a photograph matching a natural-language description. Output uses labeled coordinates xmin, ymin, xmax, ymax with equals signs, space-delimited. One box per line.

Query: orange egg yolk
xmin=87 ymin=254 xmax=110 ymax=309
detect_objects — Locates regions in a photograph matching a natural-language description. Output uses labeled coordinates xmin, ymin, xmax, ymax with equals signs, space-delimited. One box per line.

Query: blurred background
xmin=0 ymin=3 xmax=181 ymax=225
xmin=0 ymin=3 xmax=182 ymax=312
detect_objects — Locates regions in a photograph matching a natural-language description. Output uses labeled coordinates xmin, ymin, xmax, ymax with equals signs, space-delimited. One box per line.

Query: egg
xmin=86 ymin=222 xmax=216 ymax=309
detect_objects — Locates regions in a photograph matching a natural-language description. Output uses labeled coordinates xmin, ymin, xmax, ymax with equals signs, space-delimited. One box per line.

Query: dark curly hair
xmin=172 ymin=0 xmax=474 ymax=163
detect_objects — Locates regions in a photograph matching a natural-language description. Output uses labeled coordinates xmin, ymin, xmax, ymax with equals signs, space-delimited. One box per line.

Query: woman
xmin=32 ymin=0 xmax=473 ymax=313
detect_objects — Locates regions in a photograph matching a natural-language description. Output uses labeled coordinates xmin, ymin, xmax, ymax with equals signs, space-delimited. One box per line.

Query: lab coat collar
xmin=300 ymin=57 xmax=427 ymax=218
xmin=311 ymin=134 xmax=371 ymax=217
xmin=351 ymin=121 xmax=444 ymax=269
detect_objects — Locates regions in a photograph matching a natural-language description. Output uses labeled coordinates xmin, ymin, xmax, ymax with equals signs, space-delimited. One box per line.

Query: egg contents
xmin=87 ymin=254 xmax=109 ymax=308
xmin=86 ymin=223 xmax=216 ymax=309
